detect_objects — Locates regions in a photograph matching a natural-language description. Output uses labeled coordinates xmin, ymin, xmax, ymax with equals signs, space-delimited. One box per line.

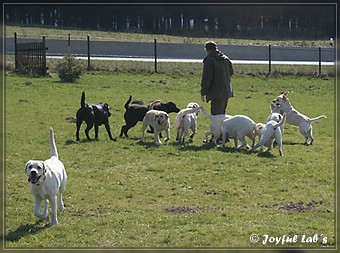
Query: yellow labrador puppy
xmin=201 ymin=107 xmax=231 ymax=145
xmin=175 ymin=102 xmax=202 ymax=144
xmin=253 ymin=113 xmax=286 ymax=156
xmin=220 ymin=115 xmax=258 ymax=149
xmin=141 ymin=110 xmax=170 ymax=144
xmin=272 ymin=92 xmax=326 ymax=145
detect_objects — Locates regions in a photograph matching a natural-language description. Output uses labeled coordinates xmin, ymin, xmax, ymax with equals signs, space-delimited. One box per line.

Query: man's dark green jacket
xmin=201 ymin=50 xmax=234 ymax=102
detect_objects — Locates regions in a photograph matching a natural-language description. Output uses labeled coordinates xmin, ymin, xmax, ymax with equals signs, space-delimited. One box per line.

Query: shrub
xmin=56 ymin=54 xmax=83 ymax=82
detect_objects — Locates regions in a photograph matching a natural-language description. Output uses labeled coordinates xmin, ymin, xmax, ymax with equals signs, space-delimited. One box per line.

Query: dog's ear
xmin=256 ymin=124 xmax=263 ymax=130
xmin=24 ymin=161 xmax=29 ymax=173
xmin=102 ymin=103 xmax=109 ymax=110
xmin=41 ymin=162 xmax=46 ymax=174
xmin=24 ymin=161 xmax=31 ymax=174
xmin=154 ymin=113 xmax=159 ymax=121
xmin=283 ymin=92 xmax=289 ymax=97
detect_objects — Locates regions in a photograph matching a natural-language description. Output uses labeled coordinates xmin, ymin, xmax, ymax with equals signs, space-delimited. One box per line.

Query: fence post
xmin=14 ymin=32 xmax=18 ymax=71
xmin=42 ymin=35 xmax=46 ymax=76
xmin=268 ymin=44 xmax=272 ymax=75
xmin=87 ymin=35 xmax=91 ymax=70
xmin=68 ymin=33 xmax=71 ymax=55
xmin=154 ymin=38 xmax=158 ymax=73
xmin=318 ymin=46 xmax=321 ymax=76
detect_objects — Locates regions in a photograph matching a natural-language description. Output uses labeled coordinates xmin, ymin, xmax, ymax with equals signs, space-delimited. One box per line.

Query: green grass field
xmin=4 ymin=58 xmax=335 ymax=250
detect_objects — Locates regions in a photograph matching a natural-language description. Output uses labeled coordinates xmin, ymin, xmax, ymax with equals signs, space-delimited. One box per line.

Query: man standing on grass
xmin=200 ymin=41 xmax=234 ymax=115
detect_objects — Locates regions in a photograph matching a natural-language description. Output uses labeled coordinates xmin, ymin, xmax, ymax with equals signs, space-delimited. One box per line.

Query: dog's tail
xmin=308 ymin=115 xmax=327 ymax=124
xmin=273 ymin=113 xmax=287 ymax=129
xmin=49 ymin=127 xmax=58 ymax=158
xmin=148 ymin=100 xmax=162 ymax=110
xmin=201 ymin=107 xmax=214 ymax=120
xmin=180 ymin=106 xmax=203 ymax=117
xmin=175 ymin=106 xmax=203 ymax=129
xmin=81 ymin=91 xmax=86 ymax=108
xmin=124 ymin=95 xmax=132 ymax=110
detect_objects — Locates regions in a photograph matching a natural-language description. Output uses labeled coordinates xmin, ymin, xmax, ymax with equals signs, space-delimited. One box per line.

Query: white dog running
xmin=272 ymin=92 xmax=326 ymax=145
xmin=175 ymin=102 xmax=202 ymax=144
xmin=253 ymin=113 xmax=286 ymax=156
xmin=221 ymin=115 xmax=258 ymax=149
xmin=141 ymin=110 xmax=170 ymax=144
xmin=25 ymin=128 xmax=67 ymax=225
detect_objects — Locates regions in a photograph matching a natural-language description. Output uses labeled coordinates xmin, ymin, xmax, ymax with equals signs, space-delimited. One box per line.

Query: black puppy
xmin=76 ymin=92 xmax=117 ymax=141
xmin=120 ymin=95 xmax=180 ymax=137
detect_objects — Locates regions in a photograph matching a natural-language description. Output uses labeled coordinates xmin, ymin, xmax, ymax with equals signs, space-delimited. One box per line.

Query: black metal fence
xmin=8 ymin=33 xmax=334 ymax=75
xmin=14 ymin=32 xmax=47 ymax=76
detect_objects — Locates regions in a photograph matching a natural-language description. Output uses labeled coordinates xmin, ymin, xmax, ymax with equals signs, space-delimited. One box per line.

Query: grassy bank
xmin=5 ymin=25 xmax=330 ymax=47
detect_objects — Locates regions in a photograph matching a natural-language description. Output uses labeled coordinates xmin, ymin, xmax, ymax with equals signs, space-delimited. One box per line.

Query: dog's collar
xmin=36 ymin=175 xmax=47 ymax=185
xmin=29 ymin=174 xmax=46 ymax=185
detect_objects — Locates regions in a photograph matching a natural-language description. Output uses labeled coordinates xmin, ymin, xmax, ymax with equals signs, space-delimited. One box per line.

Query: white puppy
xmin=201 ymin=107 xmax=231 ymax=144
xmin=253 ymin=113 xmax=286 ymax=156
xmin=267 ymin=102 xmax=284 ymax=136
xmin=25 ymin=128 xmax=67 ymax=225
xmin=272 ymin=92 xmax=326 ymax=145
xmin=141 ymin=110 xmax=170 ymax=144
xmin=175 ymin=102 xmax=202 ymax=144
xmin=221 ymin=115 xmax=258 ymax=149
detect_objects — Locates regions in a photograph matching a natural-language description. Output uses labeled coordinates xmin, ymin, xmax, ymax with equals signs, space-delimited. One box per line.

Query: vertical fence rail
xmin=318 ymin=46 xmax=322 ymax=76
xmin=42 ymin=36 xmax=46 ymax=74
xmin=87 ymin=35 xmax=91 ymax=70
xmin=154 ymin=38 xmax=158 ymax=73
xmin=14 ymin=32 xmax=18 ymax=71
xmin=68 ymin=34 xmax=71 ymax=55
xmin=268 ymin=44 xmax=272 ymax=75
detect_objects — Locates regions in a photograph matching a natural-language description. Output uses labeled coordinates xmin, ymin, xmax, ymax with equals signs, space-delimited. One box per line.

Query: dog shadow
xmin=256 ymin=152 xmax=276 ymax=158
xmin=64 ymin=139 xmax=99 ymax=145
xmin=137 ymin=140 xmax=163 ymax=149
xmin=220 ymin=146 xmax=257 ymax=155
xmin=5 ymin=221 xmax=50 ymax=242
xmin=283 ymin=140 xmax=306 ymax=146
xmin=171 ymin=141 xmax=217 ymax=151
xmin=220 ymin=146 xmax=239 ymax=153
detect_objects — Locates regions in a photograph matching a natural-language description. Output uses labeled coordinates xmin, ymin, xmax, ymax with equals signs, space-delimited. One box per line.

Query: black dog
xmin=76 ymin=92 xmax=116 ymax=141
xmin=120 ymin=95 xmax=180 ymax=137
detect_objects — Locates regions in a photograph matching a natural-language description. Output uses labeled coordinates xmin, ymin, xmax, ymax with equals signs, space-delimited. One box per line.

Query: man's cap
xmin=205 ymin=41 xmax=218 ymax=51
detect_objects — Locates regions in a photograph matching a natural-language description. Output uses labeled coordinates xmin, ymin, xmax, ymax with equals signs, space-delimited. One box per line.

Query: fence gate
xmin=14 ymin=32 xmax=47 ymax=76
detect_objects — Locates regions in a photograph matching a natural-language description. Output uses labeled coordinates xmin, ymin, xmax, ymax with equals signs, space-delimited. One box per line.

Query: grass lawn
xmin=4 ymin=58 xmax=335 ymax=250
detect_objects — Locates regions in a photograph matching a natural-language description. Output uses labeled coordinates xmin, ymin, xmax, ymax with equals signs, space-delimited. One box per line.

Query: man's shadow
xmin=5 ymin=221 xmax=50 ymax=242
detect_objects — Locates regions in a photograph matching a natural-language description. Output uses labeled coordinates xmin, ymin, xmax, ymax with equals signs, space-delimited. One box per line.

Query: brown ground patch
xmin=272 ymin=201 xmax=324 ymax=212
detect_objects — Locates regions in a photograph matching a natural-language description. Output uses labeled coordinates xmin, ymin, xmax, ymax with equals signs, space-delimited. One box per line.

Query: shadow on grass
xmin=64 ymin=138 xmax=99 ymax=145
xmin=170 ymin=141 xmax=218 ymax=151
xmin=5 ymin=221 xmax=50 ymax=242
xmin=283 ymin=140 xmax=306 ymax=146
xmin=256 ymin=152 xmax=276 ymax=158
xmin=220 ymin=146 xmax=255 ymax=155
xmin=219 ymin=146 xmax=279 ymax=158
xmin=136 ymin=140 xmax=162 ymax=149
